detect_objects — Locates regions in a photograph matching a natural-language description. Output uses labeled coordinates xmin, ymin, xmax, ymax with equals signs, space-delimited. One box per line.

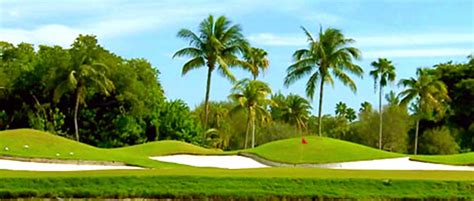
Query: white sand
xmin=0 ymin=159 xmax=142 ymax=171
xmin=317 ymin=157 xmax=474 ymax=171
xmin=151 ymin=155 xmax=474 ymax=171
xmin=150 ymin=155 xmax=268 ymax=169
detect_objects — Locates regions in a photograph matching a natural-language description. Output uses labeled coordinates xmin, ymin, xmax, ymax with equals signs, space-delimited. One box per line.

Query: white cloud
xmin=0 ymin=1 xmax=234 ymax=47
xmin=304 ymin=13 xmax=343 ymax=25
xmin=354 ymin=33 xmax=474 ymax=47
xmin=247 ymin=32 xmax=473 ymax=58
xmin=248 ymin=32 xmax=474 ymax=47
xmin=0 ymin=25 xmax=82 ymax=47
xmin=364 ymin=48 xmax=473 ymax=59
xmin=248 ymin=33 xmax=306 ymax=46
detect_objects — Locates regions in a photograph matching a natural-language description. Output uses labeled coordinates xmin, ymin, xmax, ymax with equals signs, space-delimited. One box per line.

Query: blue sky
xmin=1 ymin=0 xmax=473 ymax=115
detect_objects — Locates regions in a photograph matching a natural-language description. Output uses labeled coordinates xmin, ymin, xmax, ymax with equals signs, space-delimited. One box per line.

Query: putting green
xmin=244 ymin=136 xmax=404 ymax=164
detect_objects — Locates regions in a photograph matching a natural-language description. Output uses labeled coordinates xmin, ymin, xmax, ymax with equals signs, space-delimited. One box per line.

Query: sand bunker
xmin=151 ymin=155 xmax=474 ymax=171
xmin=0 ymin=159 xmax=142 ymax=171
xmin=150 ymin=155 xmax=268 ymax=169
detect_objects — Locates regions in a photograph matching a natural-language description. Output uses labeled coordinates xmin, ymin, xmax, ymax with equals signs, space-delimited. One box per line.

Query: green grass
xmin=1 ymin=175 xmax=472 ymax=199
xmin=411 ymin=152 xmax=474 ymax=165
xmin=244 ymin=136 xmax=404 ymax=164
xmin=1 ymin=168 xmax=473 ymax=199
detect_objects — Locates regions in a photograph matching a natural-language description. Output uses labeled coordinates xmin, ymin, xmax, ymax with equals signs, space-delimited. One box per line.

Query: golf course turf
xmin=0 ymin=129 xmax=473 ymax=199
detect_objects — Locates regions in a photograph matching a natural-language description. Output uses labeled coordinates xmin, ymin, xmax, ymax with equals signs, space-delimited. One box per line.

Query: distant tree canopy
xmin=0 ymin=35 xmax=200 ymax=147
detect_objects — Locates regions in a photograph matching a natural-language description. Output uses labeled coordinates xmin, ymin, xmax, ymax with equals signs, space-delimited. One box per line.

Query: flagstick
xmin=300 ymin=132 xmax=304 ymax=164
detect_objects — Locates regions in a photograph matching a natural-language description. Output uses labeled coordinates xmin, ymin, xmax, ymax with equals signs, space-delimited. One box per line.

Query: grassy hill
xmin=244 ymin=136 xmax=404 ymax=164
xmin=411 ymin=152 xmax=474 ymax=165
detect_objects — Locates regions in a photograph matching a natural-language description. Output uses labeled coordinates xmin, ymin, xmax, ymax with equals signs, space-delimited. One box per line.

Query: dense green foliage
xmin=418 ymin=127 xmax=459 ymax=155
xmin=347 ymin=105 xmax=410 ymax=153
xmin=0 ymin=36 xmax=202 ymax=148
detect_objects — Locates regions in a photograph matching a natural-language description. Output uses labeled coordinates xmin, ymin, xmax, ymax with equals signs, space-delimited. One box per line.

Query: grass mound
xmin=411 ymin=152 xmax=474 ymax=165
xmin=244 ymin=136 xmax=403 ymax=164
xmin=0 ymin=129 xmax=217 ymax=168
xmin=0 ymin=129 xmax=113 ymax=161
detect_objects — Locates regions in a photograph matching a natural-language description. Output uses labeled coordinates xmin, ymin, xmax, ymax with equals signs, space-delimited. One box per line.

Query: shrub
xmin=419 ymin=127 xmax=459 ymax=155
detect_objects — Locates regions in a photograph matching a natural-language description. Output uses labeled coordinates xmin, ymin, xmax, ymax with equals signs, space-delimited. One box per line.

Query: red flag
xmin=301 ymin=137 xmax=308 ymax=144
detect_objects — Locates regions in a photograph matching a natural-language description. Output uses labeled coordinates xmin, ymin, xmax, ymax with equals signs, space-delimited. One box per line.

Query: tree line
xmin=1 ymin=15 xmax=472 ymax=154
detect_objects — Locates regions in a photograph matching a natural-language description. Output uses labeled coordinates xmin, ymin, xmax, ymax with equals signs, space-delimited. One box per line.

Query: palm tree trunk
xmin=317 ymin=77 xmax=324 ymax=137
xmin=244 ymin=114 xmax=251 ymax=149
xmin=414 ymin=119 xmax=420 ymax=155
xmin=204 ymin=66 xmax=213 ymax=128
xmin=74 ymin=90 xmax=80 ymax=142
xmin=252 ymin=117 xmax=256 ymax=148
xmin=378 ymin=85 xmax=383 ymax=150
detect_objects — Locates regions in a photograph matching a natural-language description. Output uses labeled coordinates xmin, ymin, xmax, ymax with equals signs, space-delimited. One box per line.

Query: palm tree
xmin=173 ymin=15 xmax=248 ymax=128
xmin=345 ymin=108 xmax=356 ymax=122
xmin=242 ymin=47 xmax=269 ymax=80
xmin=229 ymin=79 xmax=272 ymax=148
xmin=398 ymin=68 xmax=449 ymax=154
xmin=335 ymin=102 xmax=348 ymax=117
xmin=284 ymin=26 xmax=363 ymax=136
xmin=335 ymin=102 xmax=356 ymax=122
xmin=360 ymin=101 xmax=373 ymax=112
xmin=370 ymin=58 xmax=396 ymax=149
xmin=385 ymin=90 xmax=400 ymax=106
xmin=277 ymin=94 xmax=312 ymax=131
xmin=50 ymin=35 xmax=114 ymax=141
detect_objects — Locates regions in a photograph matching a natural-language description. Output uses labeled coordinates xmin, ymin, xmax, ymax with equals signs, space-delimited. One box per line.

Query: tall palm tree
xmin=370 ymin=58 xmax=396 ymax=149
xmin=242 ymin=47 xmax=269 ymax=80
xmin=50 ymin=35 xmax=114 ymax=141
xmin=277 ymin=94 xmax=312 ymax=131
xmin=173 ymin=15 xmax=248 ymax=128
xmin=284 ymin=26 xmax=363 ymax=136
xmin=229 ymin=79 xmax=272 ymax=148
xmin=398 ymin=68 xmax=449 ymax=154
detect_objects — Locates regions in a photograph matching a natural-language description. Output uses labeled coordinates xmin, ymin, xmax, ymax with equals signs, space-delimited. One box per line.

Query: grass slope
xmin=411 ymin=152 xmax=474 ymax=165
xmin=244 ymin=136 xmax=403 ymax=164
xmin=111 ymin=140 xmax=221 ymax=156
xmin=0 ymin=129 xmax=217 ymax=168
